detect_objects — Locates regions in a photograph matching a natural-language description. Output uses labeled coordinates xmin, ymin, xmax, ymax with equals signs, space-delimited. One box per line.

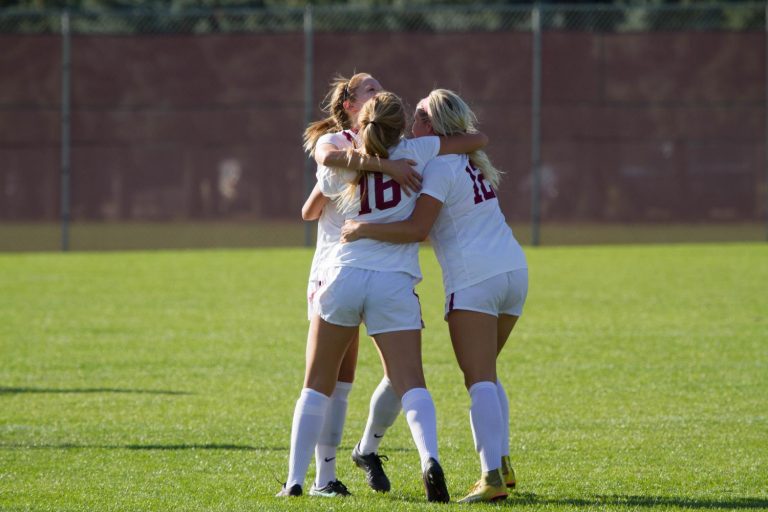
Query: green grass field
xmin=1 ymin=221 xmax=765 ymax=251
xmin=1 ymin=244 xmax=767 ymax=511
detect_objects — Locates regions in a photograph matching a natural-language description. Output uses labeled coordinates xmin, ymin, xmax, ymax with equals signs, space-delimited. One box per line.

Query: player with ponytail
xmin=341 ymin=89 xmax=528 ymax=503
xmin=281 ymin=73 xmax=419 ymax=499
xmin=280 ymin=89 xmax=487 ymax=503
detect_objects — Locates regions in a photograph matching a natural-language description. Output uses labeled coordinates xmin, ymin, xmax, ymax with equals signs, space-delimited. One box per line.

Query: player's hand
xmin=381 ymin=158 xmax=422 ymax=196
xmin=340 ymin=220 xmax=363 ymax=243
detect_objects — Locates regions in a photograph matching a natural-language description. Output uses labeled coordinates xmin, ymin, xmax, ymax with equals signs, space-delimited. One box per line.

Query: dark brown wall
xmin=0 ymin=31 xmax=764 ymax=222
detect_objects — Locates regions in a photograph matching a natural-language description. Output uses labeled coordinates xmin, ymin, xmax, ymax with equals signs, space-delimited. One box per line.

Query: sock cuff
xmin=468 ymin=380 xmax=497 ymax=398
xmin=301 ymin=387 xmax=330 ymax=400
xmin=299 ymin=387 xmax=330 ymax=415
xmin=401 ymin=387 xmax=431 ymax=409
xmin=332 ymin=381 xmax=353 ymax=399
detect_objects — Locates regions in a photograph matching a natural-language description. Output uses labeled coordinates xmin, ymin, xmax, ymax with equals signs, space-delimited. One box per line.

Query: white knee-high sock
xmin=314 ymin=381 xmax=352 ymax=487
xmin=401 ymin=387 xmax=439 ymax=471
xmin=496 ymin=379 xmax=510 ymax=457
xmin=469 ymin=381 xmax=503 ymax=472
xmin=358 ymin=377 xmax=401 ymax=455
xmin=286 ymin=388 xmax=330 ymax=488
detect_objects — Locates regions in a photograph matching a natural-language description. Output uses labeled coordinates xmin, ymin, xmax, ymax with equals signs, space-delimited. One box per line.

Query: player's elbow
xmin=301 ymin=201 xmax=319 ymax=221
xmin=301 ymin=208 xmax=318 ymax=221
xmin=412 ymin=225 xmax=430 ymax=242
xmin=315 ymin=150 xmax=332 ymax=167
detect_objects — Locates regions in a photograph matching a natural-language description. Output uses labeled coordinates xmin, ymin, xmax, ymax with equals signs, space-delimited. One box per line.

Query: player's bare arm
xmin=302 ymin=183 xmax=329 ymax=221
xmin=340 ymin=194 xmax=443 ymax=244
xmin=316 ymin=144 xmax=422 ymax=196
xmin=437 ymin=132 xmax=488 ymax=156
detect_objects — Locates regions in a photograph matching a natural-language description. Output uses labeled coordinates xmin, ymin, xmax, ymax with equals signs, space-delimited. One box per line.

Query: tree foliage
xmin=0 ymin=0 xmax=762 ymax=33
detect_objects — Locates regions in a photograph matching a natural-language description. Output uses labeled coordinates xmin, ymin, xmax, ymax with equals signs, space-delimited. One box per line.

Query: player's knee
xmin=462 ymin=368 xmax=496 ymax=390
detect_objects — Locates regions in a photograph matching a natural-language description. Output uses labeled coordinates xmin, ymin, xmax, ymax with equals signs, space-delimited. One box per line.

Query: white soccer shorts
xmin=444 ymin=269 xmax=528 ymax=319
xmin=307 ymin=279 xmax=320 ymax=320
xmin=315 ymin=266 xmax=423 ymax=336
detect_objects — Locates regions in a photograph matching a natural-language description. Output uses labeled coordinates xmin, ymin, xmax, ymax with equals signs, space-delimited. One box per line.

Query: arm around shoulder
xmin=314 ymin=142 xmax=341 ymax=167
xmin=302 ymin=183 xmax=329 ymax=221
xmin=340 ymin=194 xmax=443 ymax=244
xmin=437 ymin=131 xmax=488 ymax=156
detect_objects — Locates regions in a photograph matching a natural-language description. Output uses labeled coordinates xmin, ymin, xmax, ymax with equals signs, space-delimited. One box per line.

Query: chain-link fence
xmin=1 ymin=3 xmax=766 ymax=251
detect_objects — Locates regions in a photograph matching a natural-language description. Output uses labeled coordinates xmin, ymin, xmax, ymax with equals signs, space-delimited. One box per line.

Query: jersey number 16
xmin=358 ymin=172 xmax=402 ymax=215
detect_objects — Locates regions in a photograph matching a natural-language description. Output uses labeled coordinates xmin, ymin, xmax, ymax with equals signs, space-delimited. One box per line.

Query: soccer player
xmin=279 ymin=91 xmax=487 ymax=502
xmin=341 ymin=89 xmax=528 ymax=503
xmin=284 ymin=73 xmax=420 ymax=498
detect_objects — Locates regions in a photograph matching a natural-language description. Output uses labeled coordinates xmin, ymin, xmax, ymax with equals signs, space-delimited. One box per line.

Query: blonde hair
xmin=421 ymin=89 xmax=502 ymax=188
xmin=303 ymin=72 xmax=374 ymax=156
xmin=337 ymin=91 xmax=406 ymax=212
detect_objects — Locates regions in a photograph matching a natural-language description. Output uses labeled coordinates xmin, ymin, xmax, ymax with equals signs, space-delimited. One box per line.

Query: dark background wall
xmin=0 ymin=28 xmax=764 ymax=225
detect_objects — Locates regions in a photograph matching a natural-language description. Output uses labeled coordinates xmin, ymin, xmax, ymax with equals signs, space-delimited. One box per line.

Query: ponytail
xmin=425 ymin=89 xmax=503 ymax=188
xmin=303 ymin=117 xmax=343 ymax=155
xmin=336 ymin=91 xmax=406 ymax=213
xmin=303 ymin=73 xmax=374 ymax=157
xmin=469 ymin=150 xmax=502 ymax=189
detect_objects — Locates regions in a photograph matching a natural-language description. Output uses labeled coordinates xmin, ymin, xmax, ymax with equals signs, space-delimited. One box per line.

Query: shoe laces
xmin=273 ymin=473 xmax=287 ymax=487
xmin=329 ymin=480 xmax=349 ymax=493
xmin=368 ymin=453 xmax=388 ymax=471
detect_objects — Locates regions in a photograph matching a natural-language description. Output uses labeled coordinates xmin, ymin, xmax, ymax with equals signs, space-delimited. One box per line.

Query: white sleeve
xmin=411 ymin=136 xmax=441 ymax=165
xmin=316 ymin=132 xmax=347 ymax=149
xmin=316 ymin=165 xmax=357 ymax=198
xmin=314 ymin=132 xmax=357 ymax=197
xmin=420 ymin=159 xmax=452 ymax=203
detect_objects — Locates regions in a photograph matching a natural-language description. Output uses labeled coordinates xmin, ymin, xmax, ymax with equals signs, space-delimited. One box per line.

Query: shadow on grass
xmin=506 ymin=491 xmax=768 ymax=509
xmin=1 ymin=443 xmax=417 ymax=453
xmin=0 ymin=386 xmax=191 ymax=395
xmin=360 ymin=491 xmax=768 ymax=509
xmin=0 ymin=443 xmax=280 ymax=451
xmin=125 ymin=444 xmax=258 ymax=451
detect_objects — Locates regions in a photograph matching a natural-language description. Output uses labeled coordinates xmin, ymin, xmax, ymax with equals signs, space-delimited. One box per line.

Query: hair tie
xmin=416 ymin=97 xmax=431 ymax=117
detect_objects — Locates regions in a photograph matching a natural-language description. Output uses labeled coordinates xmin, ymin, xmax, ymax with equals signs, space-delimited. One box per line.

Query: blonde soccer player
xmin=280 ymin=73 xmax=421 ymax=499
xmin=341 ymin=89 xmax=528 ymax=503
xmin=278 ymin=91 xmax=487 ymax=503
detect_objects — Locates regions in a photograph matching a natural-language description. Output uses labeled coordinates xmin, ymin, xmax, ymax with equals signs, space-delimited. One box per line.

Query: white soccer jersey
xmin=420 ymin=153 xmax=527 ymax=295
xmin=317 ymin=136 xmax=441 ymax=280
xmin=308 ymin=130 xmax=360 ymax=283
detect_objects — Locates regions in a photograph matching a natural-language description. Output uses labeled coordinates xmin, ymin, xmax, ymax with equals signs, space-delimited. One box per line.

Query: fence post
xmin=60 ymin=9 xmax=71 ymax=252
xmin=530 ymin=3 xmax=542 ymax=247
xmin=303 ymin=5 xmax=314 ymax=248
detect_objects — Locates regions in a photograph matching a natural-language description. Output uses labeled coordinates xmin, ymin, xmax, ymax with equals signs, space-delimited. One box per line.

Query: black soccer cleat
xmin=351 ymin=444 xmax=391 ymax=493
xmin=422 ymin=457 xmax=450 ymax=503
xmin=275 ymin=483 xmax=302 ymax=497
xmin=309 ymin=479 xmax=352 ymax=497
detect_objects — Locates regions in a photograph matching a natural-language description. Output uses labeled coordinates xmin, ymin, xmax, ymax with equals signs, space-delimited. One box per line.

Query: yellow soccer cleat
xmin=501 ymin=455 xmax=517 ymax=489
xmin=457 ymin=468 xmax=508 ymax=504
